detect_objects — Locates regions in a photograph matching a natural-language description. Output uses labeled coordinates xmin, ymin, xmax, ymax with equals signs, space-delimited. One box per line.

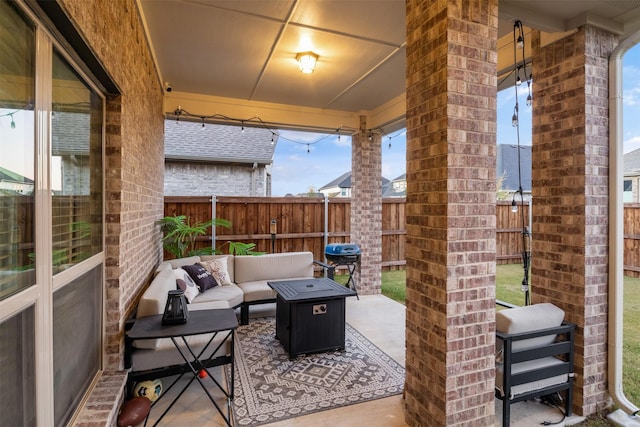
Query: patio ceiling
xmin=138 ymin=0 xmax=640 ymax=132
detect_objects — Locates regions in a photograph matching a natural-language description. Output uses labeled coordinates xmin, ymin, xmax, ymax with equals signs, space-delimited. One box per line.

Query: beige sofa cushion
xmin=496 ymin=303 xmax=564 ymax=354
xmin=134 ymin=268 xmax=177 ymax=349
xmin=191 ymin=284 xmax=244 ymax=308
xmin=234 ymin=252 xmax=314 ymax=284
xmin=131 ymin=330 xmax=231 ymax=372
xmin=496 ymin=357 xmax=568 ymax=399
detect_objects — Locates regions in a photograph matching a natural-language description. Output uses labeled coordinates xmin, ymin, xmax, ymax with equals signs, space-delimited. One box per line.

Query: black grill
xmin=324 ymin=243 xmax=361 ymax=264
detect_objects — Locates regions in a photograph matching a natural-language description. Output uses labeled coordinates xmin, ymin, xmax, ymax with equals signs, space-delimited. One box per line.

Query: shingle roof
xmin=319 ymin=171 xmax=352 ymax=190
xmin=319 ymin=171 xmax=390 ymax=191
xmin=497 ymin=144 xmax=531 ymax=191
xmin=164 ymin=120 xmax=277 ymax=164
xmin=625 ymin=148 xmax=640 ymax=173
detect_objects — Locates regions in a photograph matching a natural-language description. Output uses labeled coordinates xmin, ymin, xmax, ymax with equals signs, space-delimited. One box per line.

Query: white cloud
xmin=624 ymin=136 xmax=640 ymax=154
xmin=623 ymin=85 xmax=640 ymax=107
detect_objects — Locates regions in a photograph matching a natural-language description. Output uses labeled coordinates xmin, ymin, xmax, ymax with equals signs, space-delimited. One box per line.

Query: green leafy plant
xmin=225 ymin=241 xmax=264 ymax=256
xmin=158 ymin=215 xmax=232 ymax=258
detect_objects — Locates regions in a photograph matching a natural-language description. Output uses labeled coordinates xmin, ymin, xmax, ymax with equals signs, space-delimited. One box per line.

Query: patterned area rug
xmin=229 ymin=317 xmax=405 ymax=426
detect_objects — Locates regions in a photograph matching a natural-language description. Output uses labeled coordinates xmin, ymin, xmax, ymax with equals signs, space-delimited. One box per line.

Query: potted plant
xmin=158 ymin=215 xmax=263 ymax=258
xmin=158 ymin=215 xmax=230 ymax=258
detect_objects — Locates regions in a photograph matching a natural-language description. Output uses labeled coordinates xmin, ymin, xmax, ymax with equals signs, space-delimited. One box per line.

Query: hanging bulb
xmin=368 ymin=133 xmax=372 ymax=141
xmin=526 ymin=94 xmax=532 ymax=107
xmin=202 ymin=118 xmax=205 ymax=128
xmin=516 ymin=35 xmax=524 ymax=49
xmin=241 ymin=122 xmax=245 ymax=133
xmin=511 ymin=199 xmax=518 ymax=213
xmin=10 ymin=114 xmax=16 ymax=129
xmin=516 ymin=73 xmax=522 ymax=86
xmin=388 ymin=142 xmax=392 ymax=149
xmin=337 ymin=134 xmax=341 ymax=142
xmin=271 ymin=134 xmax=275 ymax=145
xmin=511 ymin=112 xmax=518 ymax=127
xmin=307 ymin=144 xmax=310 ymax=153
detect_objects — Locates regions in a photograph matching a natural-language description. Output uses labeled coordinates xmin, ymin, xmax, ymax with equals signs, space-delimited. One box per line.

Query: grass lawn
xmin=335 ymin=265 xmax=640 ymax=423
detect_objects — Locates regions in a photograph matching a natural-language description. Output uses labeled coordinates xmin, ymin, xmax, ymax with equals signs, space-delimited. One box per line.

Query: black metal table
xmin=127 ymin=308 xmax=238 ymax=426
xmin=268 ymin=278 xmax=357 ymax=358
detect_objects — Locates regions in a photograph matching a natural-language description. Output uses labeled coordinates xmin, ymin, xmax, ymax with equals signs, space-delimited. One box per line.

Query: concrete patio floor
xmin=143 ymin=294 xmax=585 ymax=426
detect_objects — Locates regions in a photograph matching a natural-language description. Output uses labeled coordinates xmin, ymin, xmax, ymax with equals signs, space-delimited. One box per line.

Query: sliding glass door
xmin=0 ymin=1 xmax=105 ymax=425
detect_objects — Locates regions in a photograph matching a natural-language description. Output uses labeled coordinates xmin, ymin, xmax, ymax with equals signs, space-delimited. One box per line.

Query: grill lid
xmin=325 ymin=243 xmax=361 ymax=256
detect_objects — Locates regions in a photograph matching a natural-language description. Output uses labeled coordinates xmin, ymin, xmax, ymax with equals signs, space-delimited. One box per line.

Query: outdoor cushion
xmin=234 ymin=252 xmax=314 ymax=284
xmin=237 ymin=276 xmax=316 ymax=302
xmin=201 ymin=254 xmax=235 ymax=283
xmin=134 ymin=268 xmax=177 ymax=349
xmin=496 ymin=302 xmax=564 ymax=355
xmin=130 ymin=330 xmax=231 ymax=372
xmin=199 ymin=257 xmax=233 ymax=286
xmin=191 ymin=284 xmax=244 ymax=308
xmin=496 ymin=356 xmax=568 ymax=399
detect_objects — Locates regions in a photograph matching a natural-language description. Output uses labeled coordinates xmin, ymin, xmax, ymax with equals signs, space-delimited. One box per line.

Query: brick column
xmin=531 ymin=26 xmax=617 ymax=416
xmin=405 ymin=1 xmax=498 ymax=425
xmin=351 ymin=116 xmax=382 ymax=294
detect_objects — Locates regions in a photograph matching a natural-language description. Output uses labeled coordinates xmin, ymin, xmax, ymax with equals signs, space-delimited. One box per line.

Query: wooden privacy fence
xmin=164 ymin=197 xmax=640 ymax=276
xmin=164 ymin=196 xmax=530 ymax=269
xmin=626 ymin=204 xmax=640 ymax=277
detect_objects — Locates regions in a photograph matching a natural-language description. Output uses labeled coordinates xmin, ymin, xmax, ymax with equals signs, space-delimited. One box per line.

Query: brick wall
xmin=405 ymin=1 xmax=498 ymax=425
xmin=351 ymin=124 xmax=382 ymax=294
xmin=165 ymin=162 xmax=268 ymax=196
xmin=62 ymin=0 xmax=165 ymax=363
xmin=531 ymin=26 xmax=617 ymax=416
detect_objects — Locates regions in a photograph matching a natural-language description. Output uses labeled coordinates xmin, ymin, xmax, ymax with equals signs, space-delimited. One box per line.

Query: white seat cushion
xmin=496 ymin=357 xmax=568 ymax=399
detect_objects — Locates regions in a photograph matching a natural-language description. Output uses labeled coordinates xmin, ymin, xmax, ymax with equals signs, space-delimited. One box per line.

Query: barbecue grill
xmin=325 ymin=243 xmax=361 ymax=298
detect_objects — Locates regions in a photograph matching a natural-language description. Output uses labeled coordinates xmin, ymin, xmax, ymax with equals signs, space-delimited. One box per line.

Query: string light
xmin=1 ymin=103 xmax=36 ymax=129
xmin=167 ymin=106 xmax=406 ymax=151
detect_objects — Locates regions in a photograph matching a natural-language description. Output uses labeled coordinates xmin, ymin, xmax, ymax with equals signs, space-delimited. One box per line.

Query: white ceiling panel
xmin=139 ymin=0 xmax=640 ymax=127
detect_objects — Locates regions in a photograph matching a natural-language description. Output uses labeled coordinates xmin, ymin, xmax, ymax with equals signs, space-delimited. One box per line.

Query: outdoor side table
xmin=268 ymin=278 xmax=357 ymax=358
xmin=127 ymin=308 xmax=238 ymax=427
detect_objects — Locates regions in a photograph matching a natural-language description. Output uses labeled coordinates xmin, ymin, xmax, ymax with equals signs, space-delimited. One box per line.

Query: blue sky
xmin=271 ymin=43 xmax=640 ymax=197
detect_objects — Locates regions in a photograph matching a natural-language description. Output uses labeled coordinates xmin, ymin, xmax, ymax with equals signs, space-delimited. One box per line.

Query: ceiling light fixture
xmin=296 ymin=51 xmax=318 ymax=74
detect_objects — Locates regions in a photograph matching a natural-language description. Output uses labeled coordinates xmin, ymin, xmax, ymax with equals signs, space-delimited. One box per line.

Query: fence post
xmin=323 ymin=194 xmax=329 ymax=270
xmin=211 ymin=195 xmax=216 ymax=252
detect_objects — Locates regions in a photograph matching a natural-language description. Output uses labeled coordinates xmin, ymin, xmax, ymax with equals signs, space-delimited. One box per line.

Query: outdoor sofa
xmin=124 ymin=251 xmax=334 ymax=393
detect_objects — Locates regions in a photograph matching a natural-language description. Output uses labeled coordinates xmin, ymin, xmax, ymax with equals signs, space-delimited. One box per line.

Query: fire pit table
xmin=268 ymin=278 xmax=357 ymax=358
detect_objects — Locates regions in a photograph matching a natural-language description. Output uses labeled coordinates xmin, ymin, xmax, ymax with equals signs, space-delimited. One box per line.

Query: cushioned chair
xmin=495 ymin=303 xmax=576 ymax=426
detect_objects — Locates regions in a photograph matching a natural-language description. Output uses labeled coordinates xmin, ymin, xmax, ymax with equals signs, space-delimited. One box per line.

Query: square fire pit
xmin=268 ymin=278 xmax=357 ymax=358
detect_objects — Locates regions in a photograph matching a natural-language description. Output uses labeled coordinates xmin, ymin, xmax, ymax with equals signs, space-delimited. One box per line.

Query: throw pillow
xmin=173 ymin=268 xmax=199 ymax=303
xmin=199 ymin=257 xmax=232 ymax=286
xmin=182 ymin=263 xmax=218 ymax=292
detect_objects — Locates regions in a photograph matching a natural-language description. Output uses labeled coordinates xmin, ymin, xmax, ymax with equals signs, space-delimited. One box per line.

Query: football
xmin=133 ymin=379 xmax=162 ymax=402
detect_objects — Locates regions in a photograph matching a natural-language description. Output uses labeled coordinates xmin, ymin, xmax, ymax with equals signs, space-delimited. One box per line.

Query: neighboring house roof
xmin=0 ymin=166 xmax=34 ymax=185
xmin=497 ymin=144 xmax=532 ymax=192
xmin=319 ymin=171 xmax=352 ymax=191
xmin=319 ymin=172 xmax=390 ymax=191
xmin=164 ymin=120 xmax=277 ymax=164
xmin=624 ymin=148 xmax=640 ymax=174
xmin=391 ymin=173 xmax=406 ymax=182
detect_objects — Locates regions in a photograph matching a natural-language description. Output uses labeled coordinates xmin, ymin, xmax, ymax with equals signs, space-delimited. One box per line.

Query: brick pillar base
xmin=351 ymin=116 xmax=382 ymax=294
